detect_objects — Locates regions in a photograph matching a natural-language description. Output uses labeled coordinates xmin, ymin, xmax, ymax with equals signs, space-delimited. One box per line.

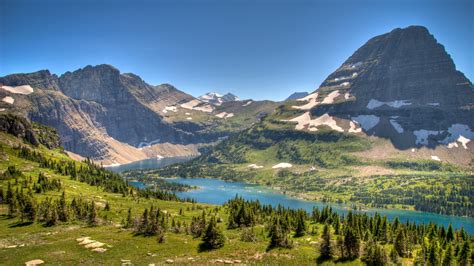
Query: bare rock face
xmin=299 ymin=26 xmax=473 ymax=149
xmin=0 ymin=65 xmax=224 ymax=160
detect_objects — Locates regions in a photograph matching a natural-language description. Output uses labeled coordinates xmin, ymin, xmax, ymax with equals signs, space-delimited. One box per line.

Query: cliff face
xmin=0 ymin=65 xmax=223 ymax=162
xmin=288 ymin=26 xmax=473 ymax=150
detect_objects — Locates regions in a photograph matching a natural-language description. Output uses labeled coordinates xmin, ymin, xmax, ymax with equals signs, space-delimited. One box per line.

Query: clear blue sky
xmin=1 ymin=0 xmax=472 ymax=101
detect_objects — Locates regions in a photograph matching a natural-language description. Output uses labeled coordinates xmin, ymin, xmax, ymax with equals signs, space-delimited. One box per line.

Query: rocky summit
xmin=287 ymin=26 xmax=473 ymax=150
xmin=0 ymin=65 xmax=276 ymax=164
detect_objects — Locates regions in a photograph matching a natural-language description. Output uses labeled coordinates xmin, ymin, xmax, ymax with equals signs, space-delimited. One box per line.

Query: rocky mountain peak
xmin=199 ymin=92 xmax=240 ymax=106
xmin=289 ymin=26 xmax=473 ymax=149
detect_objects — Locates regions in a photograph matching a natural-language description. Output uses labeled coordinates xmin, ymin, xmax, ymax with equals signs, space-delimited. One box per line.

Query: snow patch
xmin=180 ymin=99 xmax=214 ymax=113
xmin=344 ymin=92 xmax=351 ymax=100
xmin=351 ymin=115 xmax=380 ymax=131
xmin=321 ymin=90 xmax=340 ymax=104
xmin=367 ymin=99 xmax=411 ymax=110
xmin=413 ymin=130 xmax=440 ymax=145
xmin=293 ymin=92 xmax=319 ymax=110
xmin=340 ymin=82 xmax=350 ymax=87
xmin=162 ymin=106 xmax=178 ymax=113
xmin=287 ymin=112 xmax=344 ymax=132
xmin=1 ymin=85 xmax=34 ymax=95
xmin=427 ymin=103 xmax=440 ymax=106
xmin=440 ymin=124 xmax=474 ymax=146
xmin=248 ymin=164 xmax=263 ymax=169
xmin=215 ymin=112 xmax=234 ymax=119
xmin=348 ymin=121 xmax=362 ymax=133
xmin=138 ymin=138 xmax=161 ymax=148
xmin=297 ymin=92 xmax=318 ymax=102
xmin=431 ymin=156 xmax=441 ymax=161
xmin=0 ymin=108 xmax=5 ymax=112
xmin=272 ymin=163 xmax=293 ymax=169
xmin=242 ymin=101 xmax=253 ymax=107
xmin=447 ymin=142 xmax=458 ymax=149
xmin=2 ymin=96 xmax=14 ymax=104
xmin=389 ymin=119 xmax=404 ymax=133
xmin=186 ymin=117 xmax=192 ymax=120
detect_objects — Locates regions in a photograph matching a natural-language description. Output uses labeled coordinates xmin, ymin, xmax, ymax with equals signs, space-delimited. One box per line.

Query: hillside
xmin=150 ymin=26 xmax=474 ymax=217
xmin=0 ymin=117 xmax=471 ymax=265
xmin=0 ymin=65 xmax=279 ymax=165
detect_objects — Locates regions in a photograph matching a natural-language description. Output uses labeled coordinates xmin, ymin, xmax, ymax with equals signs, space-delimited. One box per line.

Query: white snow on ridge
xmin=297 ymin=92 xmax=318 ymax=102
xmin=321 ymin=90 xmax=340 ymax=104
xmin=348 ymin=121 xmax=362 ymax=133
xmin=293 ymin=92 xmax=319 ymax=110
xmin=413 ymin=130 xmax=440 ymax=145
xmin=272 ymin=163 xmax=292 ymax=169
xmin=2 ymin=96 xmax=14 ymax=104
xmin=0 ymin=108 xmax=5 ymax=112
xmin=215 ymin=112 xmax=234 ymax=119
xmin=162 ymin=106 xmax=178 ymax=113
xmin=389 ymin=119 xmax=404 ymax=133
xmin=248 ymin=164 xmax=263 ymax=169
xmin=367 ymin=99 xmax=411 ymax=110
xmin=440 ymin=124 xmax=474 ymax=143
xmin=242 ymin=101 xmax=253 ymax=107
xmin=138 ymin=138 xmax=161 ymax=149
xmin=431 ymin=155 xmax=441 ymax=161
xmin=180 ymin=99 xmax=214 ymax=113
xmin=1 ymin=85 xmax=34 ymax=95
xmin=427 ymin=103 xmax=440 ymax=106
xmin=351 ymin=115 xmax=380 ymax=131
xmin=288 ymin=112 xmax=344 ymax=132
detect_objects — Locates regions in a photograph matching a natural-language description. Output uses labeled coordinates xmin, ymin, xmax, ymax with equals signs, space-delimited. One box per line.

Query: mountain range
xmin=0 ymin=25 xmax=472 ymax=167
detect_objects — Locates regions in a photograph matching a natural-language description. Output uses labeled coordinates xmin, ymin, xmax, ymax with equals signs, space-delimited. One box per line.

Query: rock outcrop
xmin=289 ymin=26 xmax=473 ymax=150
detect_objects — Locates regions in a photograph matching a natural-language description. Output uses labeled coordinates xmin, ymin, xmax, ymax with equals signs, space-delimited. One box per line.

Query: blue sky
xmin=1 ymin=0 xmax=472 ymax=101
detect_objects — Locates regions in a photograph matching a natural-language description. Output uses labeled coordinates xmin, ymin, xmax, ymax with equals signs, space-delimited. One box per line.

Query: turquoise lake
xmin=111 ymin=157 xmax=474 ymax=234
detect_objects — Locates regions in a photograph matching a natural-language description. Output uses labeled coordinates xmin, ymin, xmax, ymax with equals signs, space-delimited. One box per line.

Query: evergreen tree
xmin=268 ymin=217 xmax=293 ymax=250
xmin=294 ymin=211 xmax=306 ymax=237
xmin=394 ymin=229 xmax=407 ymax=257
xmin=362 ymin=237 xmax=388 ymax=266
xmin=319 ymin=224 xmax=332 ymax=259
xmin=343 ymin=227 xmax=360 ymax=259
xmin=442 ymin=244 xmax=454 ymax=266
xmin=201 ymin=216 xmax=225 ymax=250
xmin=446 ymin=224 xmax=454 ymax=243
xmin=458 ymin=241 xmax=471 ymax=266
xmin=88 ymin=201 xmax=98 ymax=226
xmin=427 ymin=242 xmax=439 ymax=266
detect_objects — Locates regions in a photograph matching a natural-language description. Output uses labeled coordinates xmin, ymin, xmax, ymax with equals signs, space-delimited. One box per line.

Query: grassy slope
xmin=0 ymin=132 xmax=365 ymax=265
xmin=150 ymin=117 xmax=473 ymax=216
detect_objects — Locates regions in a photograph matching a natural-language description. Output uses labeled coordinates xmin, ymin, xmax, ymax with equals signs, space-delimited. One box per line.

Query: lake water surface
xmin=115 ymin=157 xmax=474 ymax=234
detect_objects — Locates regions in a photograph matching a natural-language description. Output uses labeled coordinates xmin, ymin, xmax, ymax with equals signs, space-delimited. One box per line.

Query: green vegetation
xmin=0 ymin=118 xmax=473 ymax=265
xmin=142 ymin=119 xmax=474 ymax=217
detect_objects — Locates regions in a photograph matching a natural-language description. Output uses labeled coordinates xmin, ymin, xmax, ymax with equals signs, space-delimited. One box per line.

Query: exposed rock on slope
xmin=288 ymin=26 xmax=473 ymax=152
xmin=0 ymin=65 xmax=278 ymax=164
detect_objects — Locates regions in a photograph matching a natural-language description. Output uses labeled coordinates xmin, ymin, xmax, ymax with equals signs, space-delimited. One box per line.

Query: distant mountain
xmin=199 ymin=92 xmax=240 ymax=106
xmin=0 ymin=65 xmax=277 ymax=164
xmin=183 ymin=25 xmax=473 ymax=168
xmin=285 ymin=92 xmax=309 ymax=101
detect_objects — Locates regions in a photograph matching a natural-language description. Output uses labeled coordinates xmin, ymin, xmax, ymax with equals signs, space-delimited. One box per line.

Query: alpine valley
xmin=0 ymin=25 xmax=473 ymax=265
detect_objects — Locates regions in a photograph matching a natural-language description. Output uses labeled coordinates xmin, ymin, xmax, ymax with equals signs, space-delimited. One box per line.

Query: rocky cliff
xmin=0 ymin=65 xmax=277 ymax=164
xmin=286 ymin=26 xmax=473 ymax=152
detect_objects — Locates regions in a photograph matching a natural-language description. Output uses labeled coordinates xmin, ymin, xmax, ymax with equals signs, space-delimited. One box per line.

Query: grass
xmin=0 ymin=132 xmax=367 ymax=265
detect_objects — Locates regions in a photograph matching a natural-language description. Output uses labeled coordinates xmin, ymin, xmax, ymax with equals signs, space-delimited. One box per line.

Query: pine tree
xmin=362 ymin=237 xmax=388 ymax=266
xmin=394 ymin=229 xmax=407 ymax=257
xmin=319 ymin=224 xmax=332 ymax=259
xmin=343 ymin=227 xmax=360 ymax=259
xmin=294 ymin=211 xmax=306 ymax=237
xmin=125 ymin=208 xmax=133 ymax=228
xmin=442 ymin=244 xmax=454 ymax=266
xmin=446 ymin=224 xmax=454 ymax=243
xmin=268 ymin=217 xmax=293 ymax=250
xmin=458 ymin=241 xmax=471 ymax=266
xmin=88 ymin=201 xmax=98 ymax=226
xmin=58 ymin=191 xmax=68 ymax=222
xmin=201 ymin=216 xmax=225 ymax=250
xmin=427 ymin=242 xmax=439 ymax=266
